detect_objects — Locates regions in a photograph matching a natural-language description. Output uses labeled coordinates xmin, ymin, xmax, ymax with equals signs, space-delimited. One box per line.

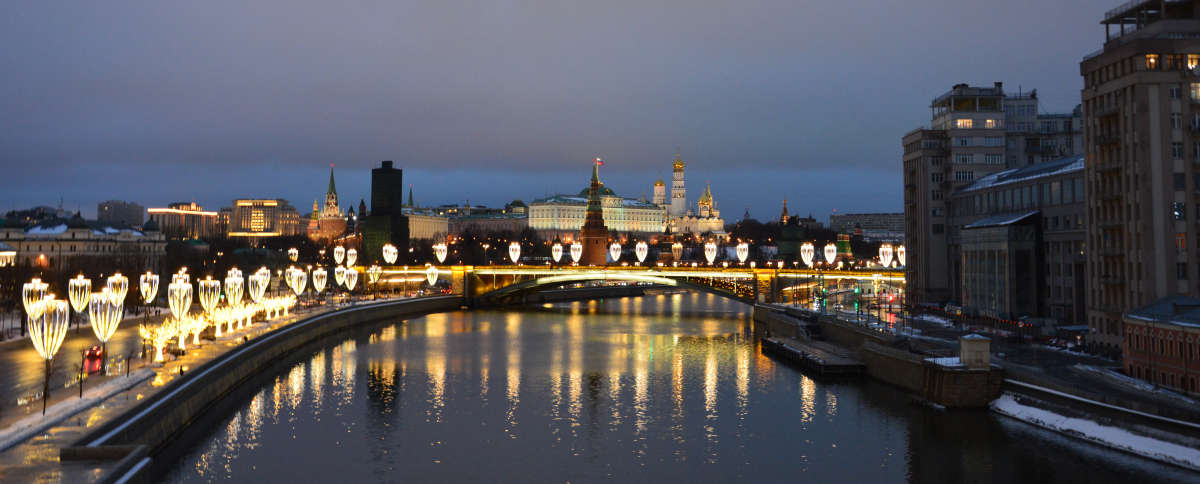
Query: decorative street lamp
xmin=334 ymin=246 xmax=346 ymax=265
xmin=570 ymin=242 xmax=582 ymax=264
xmin=671 ymin=242 xmax=683 ymax=261
xmin=344 ymin=268 xmax=358 ymax=291
xmin=551 ymin=243 xmax=563 ymax=264
xmin=22 ymin=279 xmax=48 ymax=333
xmin=312 ymin=267 xmax=328 ymax=295
xmin=68 ymin=275 xmax=91 ymax=329
xmin=879 ymin=243 xmax=894 ymax=268
xmin=508 ymin=241 xmax=521 ymax=264
xmin=426 ymin=265 xmax=439 ymax=286
xmin=199 ymin=277 xmax=221 ymax=338
xmin=168 ymin=280 xmax=192 ymax=350
xmin=140 ymin=271 xmax=159 ymax=304
xmin=334 ymin=266 xmax=347 ymax=288
xmin=433 ymin=243 xmax=448 ymax=264
xmin=288 ymin=247 xmax=299 ymax=262
xmin=609 ymin=242 xmax=622 ymax=263
xmin=801 ymin=242 xmax=815 ymax=268
xmin=367 ymin=265 xmax=382 ymax=285
xmin=88 ymin=287 xmax=123 ymax=373
xmin=704 ymin=241 xmax=717 ymax=265
xmin=346 ymin=248 xmax=358 ymax=267
xmin=635 ymin=241 xmax=648 ymax=264
xmin=382 ymin=243 xmax=398 ymax=264
xmin=287 ymin=267 xmax=307 ymax=297
xmin=107 ymin=273 xmax=129 ymax=306
xmin=30 ymin=297 xmax=68 ymax=415
xmin=736 ymin=242 xmax=749 ymax=264
xmin=225 ymin=269 xmax=244 ymax=333
xmin=896 ymin=245 xmax=907 ymax=267
xmin=824 ymin=243 xmax=837 ymax=267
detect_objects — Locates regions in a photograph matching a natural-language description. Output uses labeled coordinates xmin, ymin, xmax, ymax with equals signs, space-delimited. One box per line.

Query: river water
xmin=164 ymin=293 xmax=1192 ymax=483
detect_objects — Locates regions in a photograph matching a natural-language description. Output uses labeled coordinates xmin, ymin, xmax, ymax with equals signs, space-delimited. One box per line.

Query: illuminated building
xmin=0 ymin=214 xmax=166 ymax=271
xmin=669 ymin=153 xmax=686 ymax=217
xmin=0 ymin=241 xmax=14 ymax=267
xmin=528 ymin=189 xmax=664 ymax=238
xmin=307 ymin=165 xmax=348 ymax=242
xmin=228 ymin=199 xmax=301 ymax=238
xmin=579 ymin=158 xmax=610 ymax=265
xmin=671 ymin=181 xmax=725 ymax=236
xmin=147 ymin=202 xmax=218 ymax=239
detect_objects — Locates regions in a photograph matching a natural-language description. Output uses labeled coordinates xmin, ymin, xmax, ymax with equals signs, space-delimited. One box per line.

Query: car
xmin=84 ymin=346 xmax=104 ymax=374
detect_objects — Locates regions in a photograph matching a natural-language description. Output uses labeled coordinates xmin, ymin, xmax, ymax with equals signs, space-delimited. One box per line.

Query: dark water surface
xmin=165 ymin=293 xmax=1193 ymax=483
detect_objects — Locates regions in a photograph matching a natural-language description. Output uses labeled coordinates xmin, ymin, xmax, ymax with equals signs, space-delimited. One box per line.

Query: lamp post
xmin=508 ymin=241 xmax=521 ymax=265
xmin=88 ymin=288 xmax=123 ymax=374
xmin=346 ymin=248 xmax=358 ymax=267
xmin=140 ymin=271 xmax=159 ymax=322
xmin=635 ymin=241 xmax=648 ymax=265
xmin=382 ymin=243 xmax=398 ymax=265
xmin=552 ymin=243 xmax=563 ymax=265
xmin=168 ymin=280 xmax=192 ymax=350
xmin=68 ymin=275 xmax=91 ymax=332
xmin=609 ymin=242 xmax=621 ymax=264
xmin=334 ymin=246 xmax=346 ymax=265
xmin=22 ymin=278 xmax=48 ymax=337
xmin=570 ymin=242 xmax=582 ymax=265
xmin=30 ymin=297 xmax=68 ymax=415
xmin=704 ymin=241 xmax=717 ymax=266
xmin=433 ymin=243 xmax=447 ymax=264
xmin=288 ymin=247 xmax=299 ymax=262
xmin=199 ymin=277 xmax=221 ymax=338
xmin=312 ymin=267 xmax=327 ymax=302
xmin=225 ymin=268 xmax=244 ymax=333
xmin=736 ymin=242 xmax=749 ymax=265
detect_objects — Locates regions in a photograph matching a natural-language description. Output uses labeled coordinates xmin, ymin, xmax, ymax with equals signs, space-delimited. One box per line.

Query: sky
xmin=0 ymin=0 xmax=1107 ymax=224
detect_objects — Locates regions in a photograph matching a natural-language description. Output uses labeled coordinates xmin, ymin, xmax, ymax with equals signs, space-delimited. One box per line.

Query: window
xmin=1191 ymin=83 xmax=1200 ymax=100
xmin=985 ymin=154 xmax=1003 ymax=164
xmin=1177 ymin=232 xmax=1187 ymax=250
xmin=932 ymin=208 xmax=944 ymax=217
xmin=983 ymin=136 xmax=1003 ymax=146
xmin=956 ymin=119 xmax=973 ymax=129
xmin=985 ymin=119 xmax=1000 ymax=129
xmin=1146 ymin=54 xmax=1160 ymax=70
xmin=1074 ymin=178 xmax=1085 ymax=203
xmin=1171 ymin=85 xmax=1182 ymax=99
xmin=932 ymin=224 xmax=944 ymax=234
xmin=931 ymin=190 xmax=943 ymax=201
xmin=931 ymin=172 xmax=944 ymax=183
xmin=955 ymin=137 xmax=972 ymax=146
xmin=1172 ymin=113 xmax=1183 ymax=129
xmin=1179 ymin=262 xmax=1189 ymax=280
xmin=1174 ymin=202 xmax=1186 ymax=220
xmin=954 ymin=171 xmax=974 ymax=182
xmin=930 ymin=156 xmax=943 ymax=166
xmin=1175 ymin=173 xmax=1187 ymax=191
xmin=1168 ymin=54 xmax=1185 ymax=70
xmin=1173 ymin=143 xmax=1184 ymax=159
xmin=1190 ymin=54 xmax=1200 ymax=69
xmin=954 ymin=153 xmax=974 ymax=164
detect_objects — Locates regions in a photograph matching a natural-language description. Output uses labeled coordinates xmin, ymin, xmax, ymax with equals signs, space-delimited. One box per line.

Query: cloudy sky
xmin=0 ymin=1 xmax=1105 ymax=222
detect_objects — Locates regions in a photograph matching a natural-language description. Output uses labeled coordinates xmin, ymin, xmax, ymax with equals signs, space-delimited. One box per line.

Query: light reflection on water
xmin=166 ymin=293 xmax=1190 ymax=484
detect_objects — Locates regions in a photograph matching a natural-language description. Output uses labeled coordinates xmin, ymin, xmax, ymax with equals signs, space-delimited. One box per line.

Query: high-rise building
xmin=228 ymin=199 xmax=301 ymax=238
xmin=1082 ymin=1 xmax=1200 ymax=352
xmin=904 ymin=82 xmax=1083 ymax=311
xmin=97 ymin=200 xmax=144 ymax=227
xmin=363 ymin=160 xmax=409 ymax=264
xmin=147 ymin=202 xmax=218 ymax=239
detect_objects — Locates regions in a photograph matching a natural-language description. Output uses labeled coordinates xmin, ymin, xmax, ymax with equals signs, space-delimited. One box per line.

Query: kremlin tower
xmin=579 ymin=158 xmax=610 ymax=266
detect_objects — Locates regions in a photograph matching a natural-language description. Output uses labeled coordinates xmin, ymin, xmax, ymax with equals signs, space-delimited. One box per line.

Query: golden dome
xmin=672 ymin=153 xmax=685 ymax=171
xmin=654 ymin=179 xmax=665 ymax=187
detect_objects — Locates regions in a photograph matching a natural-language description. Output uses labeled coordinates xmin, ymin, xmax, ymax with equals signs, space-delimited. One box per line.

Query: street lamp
xmin=552 ymin=243 xmax=563 ymax=264
xmin=334 ymin=246 xmax=346 ymax=265
xmin=168 ymin=280 xmax=192 ymax=350
xmin=570 ymin=242 xmax=582 ymax=264
xmin=879 ymin=243 xmax=894 ymax=268
xmin=736 ymin=242 xmax=749 ymax=264
xmin=288 ymin=247 xmax=299 ymax=262
xmin=346 ymin=248 xmax=358 ymax=267
xmin=671 ymin=242 xmax=683 ymax=261
xmin=704 ymin=241 xmax=717 ymax=265
xmin=88 ymin=288 xmax=122 ymax=374
xmin=635 ymin=241 xmax=648 ymax=265
xmin=68 ymin=275 xmax=91 ymax=331
xmin=508 ymin=241 xmax=521 ymax=264
xmin=30 ymin=297 xmax=68 ymax=415
xmin=140 ymin=271 xmax=159 ymax=304
xmin=225 ymin=269 xmax=244 ymax=333
xmin=199 ymin=277 xmax=222 ymax=338
xmin=609 ymin=242 xmax=622 ymax=263
xmin=896 ymin=245 xmax=906 ymax=267
xmin=801 ymin=242 xmax=815 ymax=268
xmin=824 ymin=243 xmax=837 ymax=268
xmin=382 ymin=243 xmax=398 ymax=264
xmin=433 ymin=243 xmax=447 ymax=264
xmin=426 ymin=265 xmax=439 ymax=286
xmin=334 ymin=266 xmax=347 ymax=288
xmin=312 ymin=267 xmax=328 ymax=295
xmin=345 ymin=268 xmax=358 ymax=291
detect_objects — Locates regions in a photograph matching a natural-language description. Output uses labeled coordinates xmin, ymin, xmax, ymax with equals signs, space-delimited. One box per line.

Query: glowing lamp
xmin=508 ymin=242 xmax=521 ymax=264
xmin=224 ymin=269 xmax=244 ymax=308
xmin=198 ymin=277 xmax=221 ymax=314
xmin=433 ymin=243 xmax=447 ymax=264
xmin=426 ymin=265 xmax=439 ymax=286
xmin=824 ymin=243 xmax=837 ymax=266
xmin=107 ymin=273 xmax=129 ymax=305
xmin=334 ymin=246 xmax=346 ymax=264
xmin=334 ymin=266 xmax=346 ymax=287
xmin=609 ymin=242 xmax=621 ymax=263
xmin=635 ymin=241 xmax=648 ymax=264
xmin=88 ymin=288 xmax=123 ymax=367
xmin=897 ymin=245 xmax=906 ymax=267
xmin=288 ymin=247 xmax=298 ymax=262
xmin=382 ymin=243 xmax=398 ymax=264
xmin=140 ymin=272 xmax=159 ymax=304
xmin=168 ymin=280 xmax=192 ymax=321
xmin=345 ymin=268 xmax=358 ymax=291
xmin=367 ymin=265 xmax=382 ymax=284
xmin=704 ymin=242 xmax=717 ymax=265
xmin=346 ymin=248 xmax=358 ymax=267
xmin=30 ymin=296 xmax=69 ymax=414
xmin=312 ymin=267 xmax=327 ymax=293
xmin=68 ymin=275 xmax=91 ymax=317
xmin=22 ymin=278 xmax=48 ymax=323
xmin=552 ymin=243 xmax=563 ymax=263
xmin=800 ymin=242 xmax=815 ymax=268
xmin=671 ymin=242 xmax=683 ymax=261
xmin=736 ymin=243 xmax=749 ymax=264
xmin=879 ymin=243 xmax=894 ymax=268
xmin=570 ymin=243 xmax=583 ymax=263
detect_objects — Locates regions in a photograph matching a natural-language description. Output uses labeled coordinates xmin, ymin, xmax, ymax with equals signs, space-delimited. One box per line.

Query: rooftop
xmin=959 ymin=155 xmax=1084 ymax=193
xmin=963 ymin=211 xmax=1039 ymax=229
xmin=1126 ymin=296 xmax=1200 ymax=328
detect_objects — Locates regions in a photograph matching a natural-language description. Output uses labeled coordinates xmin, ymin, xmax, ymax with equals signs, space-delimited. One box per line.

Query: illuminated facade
xmin=147 ymin=202 xmax=218 ymax=239
xmin=228 ymin=199 xmax=301 ymax=238
xmin=307 ymin=165 xmax=348 ymax=242
xmin=529 ymin=190 xmax=665 ymax=237
xmin=0 ymin=217 xmax=166 ymax=270
xmin=669 ymin=154 xmax=687 ymax=217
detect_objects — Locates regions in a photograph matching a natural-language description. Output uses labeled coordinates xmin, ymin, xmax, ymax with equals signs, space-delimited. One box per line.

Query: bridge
xmin=371 ymin=265 xmax=906 ymax=307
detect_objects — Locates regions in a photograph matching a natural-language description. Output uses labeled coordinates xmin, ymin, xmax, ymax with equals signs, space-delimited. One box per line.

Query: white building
xmin=529 ymin=185 xmax=665 ymax=237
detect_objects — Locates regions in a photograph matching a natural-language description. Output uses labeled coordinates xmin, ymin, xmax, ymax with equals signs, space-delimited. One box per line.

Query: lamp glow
xmin=140 ymin=272 xmax=159 ymax=304
xmin=168 ymin=281 xmax=192 ymax=322
xmin=22 ymin=278 xmax=48 ymax=324
xmin=312 ymin=267 xmax=327 ymax=293
xmin=609 ymin=242 xmax=621 ymax=263
xmin=288 ymin=247 xmax=298 ymax=262
xmin=704 ymin=242 xmax=717 ymax=265
xmin=334 ymin=266 xmax=347 ymax=287
xmin=635 ymin=241 xmax=648 ymax=264
xmin=107 ymin=273 xmax=129 ymax=305
xmin=68 ymin=275 xmax=91 ymax=315
xmin=433 ymin=243 xmax=447 ymax=264
xmin=569 ymin=243 xmax=582 ymax=263
xmin=508 ymin=242 xmax=521 ymax=264
xmin=426 ymin=265 xmax=439 ymax=286
xmin=367 ymin=265 xmax=382 ymax=284
xmin=334 ymin=246 xmax=345 ymax=264
xmin=879 ymin=243 xmax=894 ymax=268
xmin=671 ymin=242 xmax=683 ymax=261
xmin=736 ymin=243 xmax=749 ymax=264
xmin=88 ymin=288 xmax=123 ymax=371
xmin=30 ymin=297 xmax=69 ymax=415
xmin=382 ymin=243 xmax=398 ymax=264
xmin=346 ymin=248 xmax=358 ymax=266
xmin=551 ymin=243 xmax=563 ymax=263
xmin=896 ymin=245 xmax=906 ymax=267
xmin=800 ymin=242 xmax=815 ymax=268
xmin=824 ymin=243 xmax=837 ymax=266
xmin=345 ymin=268 xmax=358 ymax=291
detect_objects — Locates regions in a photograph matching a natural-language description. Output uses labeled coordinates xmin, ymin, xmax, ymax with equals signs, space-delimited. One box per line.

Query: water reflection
xmin=168 ymin=293 xmax=1188 ymax=484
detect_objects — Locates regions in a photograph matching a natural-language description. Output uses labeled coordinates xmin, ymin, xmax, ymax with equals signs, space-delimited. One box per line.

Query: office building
xmin=1082 ymin=1 xmax=1200 ymax=351
xmin=97 ymin=200 xmax=144 ymax=227
xmin=227 ymin=199 xmax=301 ymax=238
xmin=147 ymin=202 xmax=219 ymax=239
xmin=363 ymin=160 xmax=410 ymax=264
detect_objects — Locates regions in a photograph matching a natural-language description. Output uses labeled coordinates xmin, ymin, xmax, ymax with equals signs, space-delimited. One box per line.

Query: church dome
xmin=578 ymin=186 xmax=616 ymax=197
xmin=654 ymin=179 xmax=665 ymax=187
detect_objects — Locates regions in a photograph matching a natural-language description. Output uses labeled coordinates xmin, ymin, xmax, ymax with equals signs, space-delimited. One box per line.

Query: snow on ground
xmin=991 ymin=393 xmax=1200 ymax=471
xmin=1072 ymin=364 xmax=1198 ymax=405
xmin=915 ymin=314 xmax=954 ymax=327
xmin=926 ymin=356 xmax=964 ymax=367
xmin=0 ymin=369 xmax=154 ymax=452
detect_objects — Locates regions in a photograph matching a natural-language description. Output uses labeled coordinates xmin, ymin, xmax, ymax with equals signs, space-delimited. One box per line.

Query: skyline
xmin=1 ymin=0 xmax=1104 ymax=221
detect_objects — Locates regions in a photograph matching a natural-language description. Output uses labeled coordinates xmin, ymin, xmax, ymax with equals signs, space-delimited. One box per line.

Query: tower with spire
xmin=579 ymin=157 xmax=611 ymax=266
xmin=307 ymin=164 xmax=348 ymax=242
xmin=669 ymin=152 xmax=687 ymax=217
xmin=779 ymin=199 xmax=790 ymax=224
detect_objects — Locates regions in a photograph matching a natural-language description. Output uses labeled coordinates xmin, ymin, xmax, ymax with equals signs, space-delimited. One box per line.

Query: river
xmin=164 ymin=293 xmax=1193 ymax=483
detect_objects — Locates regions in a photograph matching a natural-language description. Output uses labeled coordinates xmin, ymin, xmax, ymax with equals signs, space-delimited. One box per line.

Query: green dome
xmin=578 ymin=186 xmax=616 ymax=197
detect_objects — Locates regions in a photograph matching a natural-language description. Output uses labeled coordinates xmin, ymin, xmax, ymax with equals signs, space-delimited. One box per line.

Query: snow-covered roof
xmin=1125 ymin=296 xmax=1200 ymax=328
xmin=962 ymin=333 xmax=990 ymax=340
xmin=926 ymin=356 xmax=965 ymax=368
xmin=26 ymin=224 xmax=67 ymax=235
xmin=0 ymin=241 xmax=14 ymax=252
xmin=959 ymin=155 xmax=1084 ymax=193
xmin=963 ymin=210 xmax=1039 ymax=229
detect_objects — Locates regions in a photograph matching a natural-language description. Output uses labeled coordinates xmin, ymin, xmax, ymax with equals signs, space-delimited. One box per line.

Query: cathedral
xmin=654 ymin=153 xmax=725 ymax=237
xmin=307 ymin=165 xmax=348 ymax=242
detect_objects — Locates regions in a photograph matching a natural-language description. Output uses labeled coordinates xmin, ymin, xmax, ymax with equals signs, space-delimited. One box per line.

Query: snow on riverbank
xmin=915 ymin=314 xmax=954 ymax=327
xmin=0 ymin=368 xmax=154 ymax=452
xmin=990 ymin=393 xmax=1200 ymax=471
